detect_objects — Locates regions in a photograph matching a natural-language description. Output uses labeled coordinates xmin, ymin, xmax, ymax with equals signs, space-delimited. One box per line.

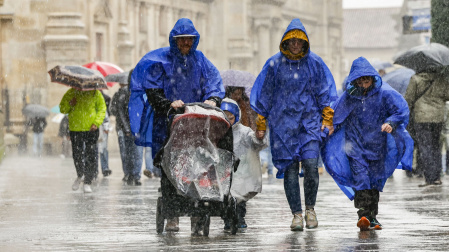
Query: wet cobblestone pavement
xmin=1 ymin=155 xmax=449 ymax=251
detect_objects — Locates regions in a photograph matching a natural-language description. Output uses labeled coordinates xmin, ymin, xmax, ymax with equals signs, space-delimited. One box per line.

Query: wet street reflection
xmin=1 ymin=155 xmax=449 ymax=251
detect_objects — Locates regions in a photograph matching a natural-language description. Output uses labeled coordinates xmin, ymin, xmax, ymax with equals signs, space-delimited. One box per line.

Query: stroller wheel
xmin=156 ymin=197 xmax=164 ymax=234
xmin=202 ymin=215 xmax=211 ymax=237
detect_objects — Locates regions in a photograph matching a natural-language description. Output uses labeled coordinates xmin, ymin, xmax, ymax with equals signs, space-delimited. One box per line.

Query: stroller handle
xmin=166 ymin=102 xmax=223 ymax=119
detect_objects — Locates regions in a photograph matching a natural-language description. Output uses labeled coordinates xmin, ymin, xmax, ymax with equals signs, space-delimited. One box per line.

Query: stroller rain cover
xmin=162 ymin=104 xmax=234 ymax=201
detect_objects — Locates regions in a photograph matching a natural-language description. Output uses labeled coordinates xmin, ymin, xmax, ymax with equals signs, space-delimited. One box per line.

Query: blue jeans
xmin=33 ymin=132 xmax=44 ymax=156
xmin=260 ymin=146 xmax=274 ymax=175
xmin=117 ymin=130 xmax=140 ymax=179
xmin=136 ymin=146 xmax=161 ymax=177
xmin=283 ymin=158 xmax=319 ymax=214
xmin=98 ymin=132 xmax=109 ymax=172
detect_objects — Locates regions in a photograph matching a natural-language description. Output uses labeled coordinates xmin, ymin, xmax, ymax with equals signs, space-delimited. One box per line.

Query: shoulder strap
xmin=410 ymin=80 xmax=434 ymax=109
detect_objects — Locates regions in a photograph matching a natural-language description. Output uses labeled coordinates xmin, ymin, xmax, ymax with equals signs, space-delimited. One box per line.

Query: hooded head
xmin=346 ymin=57 xmax=382 ymax=97
xmin=220 ymin=98 xmax=241 ymax=126
xmin=279 ymin=19 xmax=310 ymax=61
xmin=169 ymin=18 xmax=200 ymax=56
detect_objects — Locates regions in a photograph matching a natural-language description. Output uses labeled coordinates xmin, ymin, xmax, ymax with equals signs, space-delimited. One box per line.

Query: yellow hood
xmin=279 ymin=29 xmax=309 ymax=61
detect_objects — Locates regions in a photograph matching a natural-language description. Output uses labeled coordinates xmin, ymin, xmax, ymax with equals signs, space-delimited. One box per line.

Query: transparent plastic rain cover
xmin=162 ymin=104 xmax=234 ymax=201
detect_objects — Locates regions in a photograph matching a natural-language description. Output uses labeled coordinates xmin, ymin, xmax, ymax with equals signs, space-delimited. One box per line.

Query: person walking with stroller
xmin=130 ymin=18 xmax=224 ymax=232
xmin=250 ymin=18 xmax=337 ymax=231
xmin=322 ymin=57 xmax=412 ymax=231
xmin=220 ymin=98 xmax=267 ymax=231
xmin=60 ymin=89 xmax=106 ymax=193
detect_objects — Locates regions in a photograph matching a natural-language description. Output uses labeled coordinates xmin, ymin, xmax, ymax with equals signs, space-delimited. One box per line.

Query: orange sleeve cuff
xmin=322 ymin=106 xmax=334 ymax=126
xmin=256 ymin=114 xmax=267 ymax=131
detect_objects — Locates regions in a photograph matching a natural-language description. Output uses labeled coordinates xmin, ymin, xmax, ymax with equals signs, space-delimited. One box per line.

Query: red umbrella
xmin=83 ymin=61 xmax=123 ymax=87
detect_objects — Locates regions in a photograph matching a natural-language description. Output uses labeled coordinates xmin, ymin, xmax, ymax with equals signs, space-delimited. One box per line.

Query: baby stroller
xmin=155 ymin=103 xmax=240 ymax=235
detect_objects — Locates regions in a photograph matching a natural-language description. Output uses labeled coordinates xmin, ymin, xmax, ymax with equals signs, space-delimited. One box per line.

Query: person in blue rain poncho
xmin=321 ymin=57 xmax=413 ymax=231
xmin=129 ymin=18 xmax=224 ymax=232
xmin=250 ymin=18 xmax=337 ymax=231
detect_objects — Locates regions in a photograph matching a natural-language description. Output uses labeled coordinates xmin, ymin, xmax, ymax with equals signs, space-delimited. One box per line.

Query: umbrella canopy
xmin=48 ymin=65 xmax=108 ymax=91
xmin=83 ymin=61 xmax=124 ymax=87
xmin=220 ymin=70 xmax=256 ymax=97
xmin=22 ymin=104 xmax=50 ymax=118
xmin=105 ymin=71 xmax=130 ymax=84
xmin=382 ymin=68 xmax=416 ymax=96
xmin=370 ymin=60 xmax=393 ymax=70
xmin=394 ymin=43 xmax=449 ymax=73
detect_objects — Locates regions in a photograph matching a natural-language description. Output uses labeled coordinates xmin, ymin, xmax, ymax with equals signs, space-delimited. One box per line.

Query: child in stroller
xmin=155 ymin=103 xmax=240 ymax=235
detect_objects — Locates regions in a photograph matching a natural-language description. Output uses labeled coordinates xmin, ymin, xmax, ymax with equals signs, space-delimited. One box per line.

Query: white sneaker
xmin=290 ymin=213 xmax=304 ymax=231
xmin=72 ymin=177 xmax=82 ymax=191
xmin=83 ymin=184 xmax=92 ymax=193
xmin=305 ymin=209 xmax=318 ymax=229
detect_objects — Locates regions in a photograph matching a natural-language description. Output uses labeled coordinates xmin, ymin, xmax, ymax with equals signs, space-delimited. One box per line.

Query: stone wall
xmin=0 ymin=0 xmax=344 ymax=155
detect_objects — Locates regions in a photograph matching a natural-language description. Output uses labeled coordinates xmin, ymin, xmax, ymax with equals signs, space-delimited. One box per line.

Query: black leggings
xmin=70 ymin=130 xmax=99 ymax=184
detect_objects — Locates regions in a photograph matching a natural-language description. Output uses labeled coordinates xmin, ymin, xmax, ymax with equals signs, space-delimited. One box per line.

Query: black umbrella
xmin=22 ymin=104 xmax=50 ymax=118
xmin=393 ymin=43 xmax=449 ymax=73
xmin=382 ymin=68 xmax=415 ymax=96
xmin=105 ymin=71 xmax=130 ymax=84
xmin=48 ymin=65 xmax=108 ymax=91
xmin=220 ymin=70 xmax=256 ymax=97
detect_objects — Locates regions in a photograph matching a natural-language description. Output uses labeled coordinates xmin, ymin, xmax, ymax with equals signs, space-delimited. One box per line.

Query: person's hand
xmin=256 ymin=130 xmax=266 ymax=140
xmin=90 ymin=124 xmax=98 ymax=132
xmin=204 ymin=100 xmax=216 ymax=107
xmin=104 ymin=130 xmax=109 ymax=134
xmin=381 ymin=123 xmax=393 ymax=133
xmin=125 ymin=132 xmax=131 ymax=136
xmin=321 ymin=124 xmax=334 ymax=136
xmin=69 ymin=97 xmax=77 ymax=106
xmin=170 ymin=100 xmax=184 ymax=109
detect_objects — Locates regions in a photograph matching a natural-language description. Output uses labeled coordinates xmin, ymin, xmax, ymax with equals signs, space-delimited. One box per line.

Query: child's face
xmin=224 ymin=111 xmax=235 ymax=125
xmin=355 ymin=76 xmax=373 ymax=89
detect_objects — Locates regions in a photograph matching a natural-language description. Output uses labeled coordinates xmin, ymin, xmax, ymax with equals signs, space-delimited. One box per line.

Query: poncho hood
xmin=168 ymin=18 xmax=200 ymax=56
xmin=279 ymin=19 xmax=310 ymax=61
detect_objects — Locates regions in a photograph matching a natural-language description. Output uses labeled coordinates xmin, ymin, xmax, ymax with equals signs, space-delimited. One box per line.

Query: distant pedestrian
xmin=59 ymin=88 xmax=106 ymax=193
xmin=97 ymin=111 xmax=112 ymax=177
xmin=110 ymin=70 xmax=141 ymax=186
xmin=98 ymin=92 xmax=111 ymax=176
xmin=405 ymin=68 xmax=449 ymax=186
xmin=30 ymin=116 xmax=47 ymax=157
xmin=58 ymin=115 xmax=71 ymax=158
xmin=225 ymin=86 xmax=257 ymax=131
xmin=323 ymin=57 xmax=412 ymax=231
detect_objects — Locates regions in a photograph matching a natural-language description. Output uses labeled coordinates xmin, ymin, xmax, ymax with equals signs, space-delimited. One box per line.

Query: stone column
xmin=43 ymin=12 xmax=89 ymax=114
xmin=255 ymin=19 xmax=271 ymax=71
xmin=117 ymin=0 xmax=134 ymax=70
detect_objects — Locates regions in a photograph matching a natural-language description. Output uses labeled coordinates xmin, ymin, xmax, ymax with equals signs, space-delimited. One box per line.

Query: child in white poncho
xmin=221 ymin=98 xmax=268 ymax=230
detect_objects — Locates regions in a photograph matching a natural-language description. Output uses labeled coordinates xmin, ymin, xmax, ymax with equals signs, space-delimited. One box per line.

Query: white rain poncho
xmin=222 ymin=98 xmax=268 ymax=202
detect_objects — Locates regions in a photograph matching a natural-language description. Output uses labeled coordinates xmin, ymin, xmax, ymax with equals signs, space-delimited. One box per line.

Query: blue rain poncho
xmin=250 ymin=18 xmax=337 ymax=178
xmin=129 ymin=18 xmax=224 ymax=154
xmin=321 ymin=57 xmax=413 ymax=200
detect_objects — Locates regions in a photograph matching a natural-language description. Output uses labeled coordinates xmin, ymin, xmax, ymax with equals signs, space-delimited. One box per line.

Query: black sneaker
xmin=370 ymin=217 xmax=382 ymax=230
xmin=134 ymin=179 xmax=142 ymax=186
xmin=238 ymin=218 xmax=247 ymax=229
xmin=127 ymin=175 xmax=134 ymax=185
xmin=103 ymin=169 xmax=112 ymax=177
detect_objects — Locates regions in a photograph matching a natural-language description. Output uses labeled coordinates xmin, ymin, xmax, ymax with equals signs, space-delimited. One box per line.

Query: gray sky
xmin=343 ymin=0 xmax=404 ymax=9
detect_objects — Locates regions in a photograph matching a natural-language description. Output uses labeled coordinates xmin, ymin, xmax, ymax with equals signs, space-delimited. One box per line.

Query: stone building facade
xmin=0 ymin=0 xmax=344 ymax=152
